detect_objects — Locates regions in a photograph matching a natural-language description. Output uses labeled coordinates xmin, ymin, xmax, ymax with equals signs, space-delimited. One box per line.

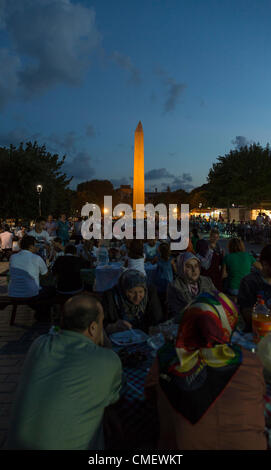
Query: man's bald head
xmin=62 ymin=294 xmax=103 ymax=333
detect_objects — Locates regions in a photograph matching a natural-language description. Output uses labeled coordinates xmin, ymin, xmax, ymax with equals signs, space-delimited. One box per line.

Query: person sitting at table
xmin=6 ymin=294 xmax=122 ymax=450
xmin=196 ymin=238 xmax=223 ymax=291
xmin=222 ymin=237 xmax=261 ymax=302
xmin=144 ymin=239 xmax=158 ymax=263
xmin=48 ymin=237 xmax=64 ymax=269
xmin=52 ymin=244 xmax=88 ymax=295
xmin=28 ymin=217 xmax=50 ymax=245
xmin=102 ymin=269 xmax=163 ymax=334
xmin=76 ymin=239 xmax=96 ymax=266
xmin=167 ymin=252 xmax=217 ymax=321
xmin=155 ymin=242 xmax=176 ymax=308
xmin=145 ymin=292 xmax=267 ymax=450
xmin=0 ymin=224 xmax=14 ymax=260
xmin=238 ymin=244 xmax=271 ymax=332
xmin=208 ymin=228 xmax=224 ymax=256
xmin=124 ymin=239 xmax=146 ymax=275
xmin=8 ymin=235 xmax=55 ymax=320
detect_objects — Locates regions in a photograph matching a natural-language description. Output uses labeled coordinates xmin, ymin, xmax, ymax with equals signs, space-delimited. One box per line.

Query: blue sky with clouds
xmin=1 ymin=0 xmax=271 ymax=191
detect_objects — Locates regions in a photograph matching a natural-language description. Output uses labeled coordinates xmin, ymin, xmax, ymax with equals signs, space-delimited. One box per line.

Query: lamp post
xmin=36 ymin=184 xmax=43 ymax=216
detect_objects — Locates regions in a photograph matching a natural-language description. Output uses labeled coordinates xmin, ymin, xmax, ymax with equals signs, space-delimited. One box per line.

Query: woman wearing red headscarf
xmin=145 ymin=292 xmax=267 ymax=450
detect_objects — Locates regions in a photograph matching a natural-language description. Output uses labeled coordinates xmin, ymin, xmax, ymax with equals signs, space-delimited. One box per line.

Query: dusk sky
xmin=1 ymin=0 xmax=271 ymax=192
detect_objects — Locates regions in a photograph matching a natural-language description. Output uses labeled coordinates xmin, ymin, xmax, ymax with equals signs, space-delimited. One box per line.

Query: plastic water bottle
xmin=252 ymin=296 xmax=271 ymax=344
xmin=97 ymin=246 xmax=109 ymax=266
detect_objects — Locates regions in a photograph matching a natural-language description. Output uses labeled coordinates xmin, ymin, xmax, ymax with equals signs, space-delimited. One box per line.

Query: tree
xmin=207 ymin=143 xmax=271 ymax=208
xmin=0 ymin=142 xmax=72 ymax=220
xmin=75 ymin=180 xmax=117 ymax=211
xmin=188 ymin=184 xmax=209 ymax=209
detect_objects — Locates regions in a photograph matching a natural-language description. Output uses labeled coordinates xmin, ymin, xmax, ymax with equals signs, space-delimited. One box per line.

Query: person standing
xmin=45 ymin=215 xmax=57 ymax=238
xmin=57 ymin=214 xmax=70 ymax=246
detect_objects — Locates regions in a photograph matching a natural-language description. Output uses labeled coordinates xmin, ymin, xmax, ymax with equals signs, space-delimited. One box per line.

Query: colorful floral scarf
xmin=158 ymin=292 xmax=242 ymax=424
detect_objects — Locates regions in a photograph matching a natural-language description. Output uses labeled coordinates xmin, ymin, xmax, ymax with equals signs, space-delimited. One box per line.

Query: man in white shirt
xmin=28 ymin=217 xmax=51 ymax=259
xmin=8 ymin=236 xmax=48 ymax=298
xmin=0 ymin=225 xmax=13 ymax=260
xmin=0 ymin=225 xmax=13 ymax=249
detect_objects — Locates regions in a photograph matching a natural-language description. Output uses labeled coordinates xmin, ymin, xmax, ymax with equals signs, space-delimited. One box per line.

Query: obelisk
xmin=133 ymin=121 xmax=145 ymax=212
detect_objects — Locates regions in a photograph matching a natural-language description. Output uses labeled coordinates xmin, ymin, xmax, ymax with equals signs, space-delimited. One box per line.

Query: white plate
xmin=110 ymin=329 xmax=149 ymax=346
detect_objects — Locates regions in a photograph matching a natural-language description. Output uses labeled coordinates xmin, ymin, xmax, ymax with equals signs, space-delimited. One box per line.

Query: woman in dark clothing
xmin=196 ymin=238 xmax=223 ymax=291
xmin=102 ymin=269 xmax=163 ymax=334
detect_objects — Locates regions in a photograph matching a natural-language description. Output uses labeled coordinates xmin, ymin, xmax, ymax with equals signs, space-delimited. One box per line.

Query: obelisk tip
xmin=136 ymin=121 xmax=143 ymax=132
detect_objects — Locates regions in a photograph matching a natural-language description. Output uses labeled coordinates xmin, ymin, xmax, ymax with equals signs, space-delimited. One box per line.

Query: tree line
xmin=0 ymin=140 xmax=270 ymax=219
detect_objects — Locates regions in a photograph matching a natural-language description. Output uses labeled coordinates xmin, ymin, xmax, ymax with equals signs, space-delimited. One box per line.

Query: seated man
xmin=8 ymin=235 xmax=48 ymax=299
xmin=52 ymin=244 xmax=88 ymax=294
xmin=238 ymin=244 xmax=271 ymax=331
xmin=28 ymin=217 xmax=51 ymax=260
xmin=6 ymin=294 xmax=122 ymax=450
xmin=0 ymin=224 xmax=13 ymax=260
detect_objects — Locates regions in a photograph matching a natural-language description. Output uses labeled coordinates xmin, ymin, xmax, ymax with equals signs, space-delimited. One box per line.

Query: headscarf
xmin=196 ymin=239 xmax=214 ymax=270
xmin=114 ymin=269 xmax=148 ymax=326
xmin=177 ymin=252 xmax=201 ymax=297
xmin=158 ymin=292 xmax=242 ymax=424
xmin=177 ymin=252 xmax=200 ymax=278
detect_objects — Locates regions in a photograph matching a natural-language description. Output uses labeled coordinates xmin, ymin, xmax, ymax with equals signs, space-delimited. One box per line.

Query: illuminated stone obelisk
xmin=133 ymin=121 xmax=145 ymax=213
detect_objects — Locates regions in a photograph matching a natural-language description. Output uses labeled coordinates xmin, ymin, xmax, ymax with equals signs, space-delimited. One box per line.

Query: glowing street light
xmin=36 ymin=184 xmax=43 ymax=216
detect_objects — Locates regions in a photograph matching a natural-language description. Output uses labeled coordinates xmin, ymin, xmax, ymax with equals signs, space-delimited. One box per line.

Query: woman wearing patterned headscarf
xmin=145 ymin=292 xmax=266 ymax=450
xmin=167 ymin=252 xmax=216 ymax=321
xmin=102 ymin=269 xmax=163 ymax=334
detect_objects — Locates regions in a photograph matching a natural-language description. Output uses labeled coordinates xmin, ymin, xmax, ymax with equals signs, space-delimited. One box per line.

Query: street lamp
xmin=36 ymin=184 xmax=43 ymax=216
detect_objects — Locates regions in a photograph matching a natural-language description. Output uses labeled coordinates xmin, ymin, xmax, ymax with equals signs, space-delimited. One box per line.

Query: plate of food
xmin=110 ymin=329 xmax=149 ymax=346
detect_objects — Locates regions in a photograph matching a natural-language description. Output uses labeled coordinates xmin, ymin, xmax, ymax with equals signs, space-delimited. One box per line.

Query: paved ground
xmin=0 ymin=236 xmax=266 ymax=449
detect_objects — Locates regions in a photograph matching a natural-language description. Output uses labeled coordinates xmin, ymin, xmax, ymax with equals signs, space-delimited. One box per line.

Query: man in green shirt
xmin=6 ymin=294 xmax=122 ymax=450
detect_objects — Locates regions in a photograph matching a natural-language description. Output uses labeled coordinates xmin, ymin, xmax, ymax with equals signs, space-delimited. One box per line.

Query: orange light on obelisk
xmin=133 ymin=121 xmax=145 ymax=212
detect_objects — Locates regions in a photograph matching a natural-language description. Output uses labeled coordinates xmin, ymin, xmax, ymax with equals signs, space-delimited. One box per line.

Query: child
xmin=155 ymin=242 xmax=176 ymax=295
xmin=125 ymin=239 xmax=146 ymax=275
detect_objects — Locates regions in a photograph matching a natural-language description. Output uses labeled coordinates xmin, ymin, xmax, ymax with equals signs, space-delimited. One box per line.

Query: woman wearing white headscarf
xmin=167 ymin=252 xmax=217 ymax=321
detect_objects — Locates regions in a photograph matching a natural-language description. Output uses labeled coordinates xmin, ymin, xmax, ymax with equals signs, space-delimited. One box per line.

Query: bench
xmin=0 ymin=294 xmax=72 ymax=326
xmin=0 ymin=297 xmax=40 ymax=325
xmin=0 ymin=291 xmax=103 ymax=326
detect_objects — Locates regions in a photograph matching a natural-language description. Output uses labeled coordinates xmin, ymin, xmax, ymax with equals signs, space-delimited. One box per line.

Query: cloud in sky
xmin=111 ymin=177 xmax=131 ymax=188
xmin=86 ymin=124 xmax=96 ymax=138
xmin=160 ymin=173 xmax=194 ymax=192
xmin=154 ymin=66 xmax=186 ymax=114
xmin=0 ymin=127 xmax=41 ymax=147
xmin=0 ymin=0 xmax=100 ymax=106
xmin=164 ymin=77 xmax=186 ymax=113
xmin=111 ymin=51 xmax=141 ymax=84
xmin=231 ymin=135 xmax=252 ymax=149
xmin=145 ymin=168 xmax=174 ymax=180
xmin=63 ymin=151 xmax=95 ymax=187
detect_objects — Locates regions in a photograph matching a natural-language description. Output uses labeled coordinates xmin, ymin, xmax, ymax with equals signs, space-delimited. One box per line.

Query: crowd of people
xmin=1 ymin=214 xmax=271 ymax=450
